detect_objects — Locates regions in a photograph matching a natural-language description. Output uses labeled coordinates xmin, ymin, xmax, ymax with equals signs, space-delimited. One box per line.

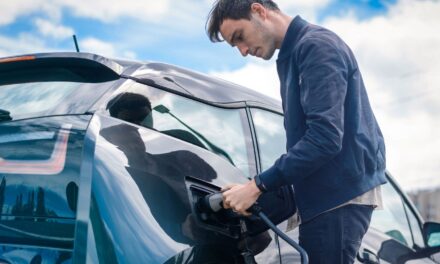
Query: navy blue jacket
xmin=259 ymin=16 xmax=387 ymax=222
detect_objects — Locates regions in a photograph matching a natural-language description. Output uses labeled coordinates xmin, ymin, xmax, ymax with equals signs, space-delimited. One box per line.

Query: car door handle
xmin=357 ymin=248 xmax=380 ymax=264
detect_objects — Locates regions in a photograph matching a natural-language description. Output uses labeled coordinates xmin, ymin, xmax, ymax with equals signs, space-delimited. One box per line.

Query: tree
xmin=35 ymin=187 xmax=46 ymax=222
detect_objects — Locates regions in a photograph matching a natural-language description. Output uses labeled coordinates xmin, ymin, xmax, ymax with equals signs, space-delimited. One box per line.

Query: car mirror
xmin=377 ymin=239 xmax=414 ymax=263
xmin=423 ymin=222 xmax=440 ymax=247
xmin=153 ymin=104 xmax=170 ymax=114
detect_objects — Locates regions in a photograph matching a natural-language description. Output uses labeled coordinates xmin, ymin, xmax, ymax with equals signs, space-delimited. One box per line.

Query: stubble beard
xmin=254 ymin=20 xmax=277 ymax=60
xmin=261 ymin=45 xmax=276 ymax=60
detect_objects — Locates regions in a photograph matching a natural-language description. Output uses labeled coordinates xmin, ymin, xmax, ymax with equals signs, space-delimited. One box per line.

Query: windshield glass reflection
xmin=0 ymin=82 xmax=77 ymax=120
xmin=120 ymin=83 xmax=253 ymax=177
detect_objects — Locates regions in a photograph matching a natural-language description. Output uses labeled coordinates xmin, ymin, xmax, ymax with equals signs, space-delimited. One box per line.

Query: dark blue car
xmin=0 ymin=53 xmax=439 ymax=263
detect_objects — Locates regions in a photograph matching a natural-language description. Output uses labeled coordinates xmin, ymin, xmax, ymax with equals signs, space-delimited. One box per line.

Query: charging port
xmin=186 ymin=179 xmax=241 ymax=239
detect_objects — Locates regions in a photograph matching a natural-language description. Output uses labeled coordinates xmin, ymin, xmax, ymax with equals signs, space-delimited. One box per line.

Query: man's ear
xmin=250 ymin=3 xmax=267 ymax=20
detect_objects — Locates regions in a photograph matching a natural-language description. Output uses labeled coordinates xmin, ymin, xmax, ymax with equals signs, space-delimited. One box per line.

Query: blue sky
xmin=317 ymin=0 xmax=398 ymax=20
xmin=0 ymin=0 xmax=397 ymax=72
xmin=1 ymin=0 xmax=440 ymax=191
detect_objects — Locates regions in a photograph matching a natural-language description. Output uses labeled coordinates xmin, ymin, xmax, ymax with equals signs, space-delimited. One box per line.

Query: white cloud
xmin=0 ymin=0 xmax=63 ymax=25
xmin=78 ymin=38 xmax=137 ymax=60
xmin=1 ymin=0 xmax=326 ymax=42
xmin=0 ymin=32 xmax=136 ymax=61
xmin=34 ymin=18 xmax=74 ymax=39
xmin=0 ymin=33 xmax=51 ymax=57
xmin=123 ymin=51 xmax=137 ymax=60
xmin=211 ymin=0 xmax=440 ymax=191
xmin=379 ymin=110 xmax=440 ymax=191
xmin=276 ymin=0 xmax=331 ymax=22
xmin=0 ymin=0 xmax=327 ymax=31
xmin=53 ymin=0 xmax=170 ymax=23
xmin=0 ymin=0 xmax=170 ymax=25
xmin=80 ymin=38 xmax=117 ymax=57
xmin=322 ymin=0 xmax=440 ymax=190
xmin=323 ymin=0 xmax=440 ymax=114
xmin=212 ymin=61 xmax=280 ymax=99
xmin=0 ymin=0 xmax=44 ymax=25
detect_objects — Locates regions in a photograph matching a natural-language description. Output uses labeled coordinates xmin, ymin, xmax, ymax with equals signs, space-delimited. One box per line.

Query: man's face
xmin=219 ymin=14 xmax=276 ymax=60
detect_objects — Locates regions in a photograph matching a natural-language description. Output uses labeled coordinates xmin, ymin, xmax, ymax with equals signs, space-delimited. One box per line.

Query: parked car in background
xmin=0 ymin=52 xmax=439 ymax=263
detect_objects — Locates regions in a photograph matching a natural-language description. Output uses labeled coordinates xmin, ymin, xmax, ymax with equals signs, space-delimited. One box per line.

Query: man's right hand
xmin=221 ymin=180 xmax=262 ymax=216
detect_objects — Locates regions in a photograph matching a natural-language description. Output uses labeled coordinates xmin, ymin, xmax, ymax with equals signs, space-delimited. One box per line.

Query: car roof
xmin=0 ymin=52 xmax=282 ymax=112
xmin=127 ymin=61 xmax=282 ymax=110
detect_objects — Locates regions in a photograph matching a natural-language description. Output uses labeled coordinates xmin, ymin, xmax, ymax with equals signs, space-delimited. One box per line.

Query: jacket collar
xmin=277 ymin=15 xmax=308 ymax=61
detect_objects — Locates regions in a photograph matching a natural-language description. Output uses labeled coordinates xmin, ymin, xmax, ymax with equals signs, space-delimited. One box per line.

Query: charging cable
xmin=202 ymin=193 xmax=309 ymax=264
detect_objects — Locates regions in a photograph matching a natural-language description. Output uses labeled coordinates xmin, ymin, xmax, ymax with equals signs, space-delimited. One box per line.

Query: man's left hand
xmin=221 ymin=179 xmax=262 ymax=216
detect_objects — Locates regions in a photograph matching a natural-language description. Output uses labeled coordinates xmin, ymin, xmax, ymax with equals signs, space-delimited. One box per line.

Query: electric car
xmin=0 ymin=52 xmax=439 ymax=264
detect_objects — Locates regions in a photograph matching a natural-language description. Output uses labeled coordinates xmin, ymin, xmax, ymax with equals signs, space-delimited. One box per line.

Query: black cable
xmin=274 ymin=233 xmax=283 ymax=264
xmin=203 ymin=193 xmax=308 ymax=263
xmin=249 ymin=205 xmax=309 ymax=264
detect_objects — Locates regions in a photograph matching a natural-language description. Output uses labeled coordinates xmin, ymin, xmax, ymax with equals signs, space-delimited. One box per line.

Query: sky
xmin=1 ymin=0 xmax=439 ymax=191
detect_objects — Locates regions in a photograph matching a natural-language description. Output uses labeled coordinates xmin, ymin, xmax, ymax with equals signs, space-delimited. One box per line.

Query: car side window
xmin=370 ymin=181 xmax=423 ymax=249
xmin=106 ymin=81 xmax=256 ymax=178
xmin=250 ymin=108 xmax=286 ymax=171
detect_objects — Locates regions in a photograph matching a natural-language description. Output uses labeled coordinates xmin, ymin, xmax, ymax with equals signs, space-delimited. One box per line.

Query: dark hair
xmin=206 ymin=0 xmax=280 ymax=42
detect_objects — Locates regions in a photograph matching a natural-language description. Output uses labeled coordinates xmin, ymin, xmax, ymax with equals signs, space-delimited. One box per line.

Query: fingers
xmin=223 ymin=199 xmax=231 ymax=209
xmin=221 ymin=183 xmax=238 ymax=192
xmin=231 ymin=206 xmax=251 ymax=216
xmin=221 ymin=182 xmax=258 ymax=217
xmin=223 ymin=195 xmax=252 ymax=216
xmin=221 ymin=184 xmax=238 ymax=209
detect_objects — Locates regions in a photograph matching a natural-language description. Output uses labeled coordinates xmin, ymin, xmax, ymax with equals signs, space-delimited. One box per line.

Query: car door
xmin=80 ymin=80 xmax=285 ymax=263
xmin=249 ymin=107 xmax=303 ymax=263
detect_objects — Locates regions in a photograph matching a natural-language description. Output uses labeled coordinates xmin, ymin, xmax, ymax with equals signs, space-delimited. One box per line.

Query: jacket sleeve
xmin=259 ymin=37 xmax=349 ymax=191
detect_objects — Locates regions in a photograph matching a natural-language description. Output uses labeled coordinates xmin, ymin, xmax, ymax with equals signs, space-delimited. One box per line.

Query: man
xmin=206 ymin=1 xmax=387 ymax=263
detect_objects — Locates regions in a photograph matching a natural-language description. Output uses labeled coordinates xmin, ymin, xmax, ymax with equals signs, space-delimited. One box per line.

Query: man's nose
xmin=237 ymin=44 xmax=249 ymax=57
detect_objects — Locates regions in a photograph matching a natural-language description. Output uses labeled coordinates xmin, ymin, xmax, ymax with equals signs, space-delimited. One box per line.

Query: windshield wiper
xmin=0 ymin=109 xmax=12 ymax=122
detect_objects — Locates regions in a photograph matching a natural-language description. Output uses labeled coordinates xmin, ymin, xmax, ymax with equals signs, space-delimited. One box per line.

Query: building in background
xmin=408 ymin=188 xmax=440 ymax=222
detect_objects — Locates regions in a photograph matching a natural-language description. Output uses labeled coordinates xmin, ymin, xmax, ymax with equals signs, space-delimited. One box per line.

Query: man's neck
xmin=273 ymin=13 xmax=294 ymax=49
